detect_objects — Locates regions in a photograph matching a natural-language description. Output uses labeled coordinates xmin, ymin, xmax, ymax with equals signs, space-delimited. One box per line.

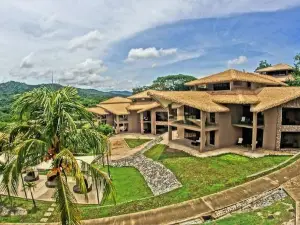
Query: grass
xmin=1 ymin=145 xmax=292 ymax=223
xmin=101 ymin=166 xmax=153 ymax=205
xmin=0 ymin=196 xmax=51 ymax=223
xmin=124 ymin=138 xmax=151 ymax=149
xmin=78 ymin=144 xmax=290 ymax=220
xmin=206 ymin=196 xmax=295 ymax=225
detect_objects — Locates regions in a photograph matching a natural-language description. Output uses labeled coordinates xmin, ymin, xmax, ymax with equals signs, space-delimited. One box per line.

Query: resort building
xmin=88 ymin=93 xmax=169 ymax=134
xmin=89 ymin=69 xmax=300 ymax=152
xmin=255 ymin=63 xmax=294 ymax=82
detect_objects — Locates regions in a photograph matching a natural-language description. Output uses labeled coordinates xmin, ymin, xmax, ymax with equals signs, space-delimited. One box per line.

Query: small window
xmin=212 ymin=83 xmax=230 ymax=91
xmin=233 ymin=81 xmax=243 ymax=86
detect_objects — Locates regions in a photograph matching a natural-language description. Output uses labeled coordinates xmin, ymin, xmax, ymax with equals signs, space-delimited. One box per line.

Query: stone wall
xmin=213 ymin=188 xmax=287 ymax=218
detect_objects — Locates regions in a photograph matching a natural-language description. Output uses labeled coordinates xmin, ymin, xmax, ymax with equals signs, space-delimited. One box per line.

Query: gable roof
xmin=100 ymin=96 xmax=132 ymax=104
xmin=100 ymin=103 xmax=130 ymax=115
xmin=185 ymin=69 xmax=287 ymax=87
xmin=127 ymin=90 xmax=152 ymax=99
xmin=137 ymin=102 xmax=161 ymax=113
xmin=148 ymin=90 xmax=229 ymax=112
xmin=87 ymin=107 xmax=109 ymax=115
xmin=251 ymin=87 xmax=300 ymax=112
xmin=256 ymin=63 xmax=294 ymax=72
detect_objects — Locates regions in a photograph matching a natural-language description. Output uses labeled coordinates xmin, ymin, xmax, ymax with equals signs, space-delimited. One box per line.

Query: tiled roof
xmin=185 ymin=69 xmax=287 ymax=86
xmin=137 ymin=102 xmax=161 ymax=113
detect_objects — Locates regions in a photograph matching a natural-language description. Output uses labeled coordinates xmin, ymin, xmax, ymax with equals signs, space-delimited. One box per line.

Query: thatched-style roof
xmin=251 ymin=87 xmax=300 ymax=112
xmin=148 ymin=90 xmax=229 ymax=112
xmin=256 ymin=63 xmax=294 ymax=72
xmin=127 ymin=101 xmax=157 ymax=111
xmin=127 ymin=90 xmax=152 ymax=99
xmin=100 ymin=97 xmax=132 ymax=104
xmin=100 ymin=103 xmax=130 ymax=115
xmin=137 ymin=102 xmax=161 ymax=113
xmin=87 ymin=107 xmax=109 ymax=115
xmin=185 ymin=69 xmax=287 ymax=86
xmin=212 ymin=93 xmax=259 ymax=104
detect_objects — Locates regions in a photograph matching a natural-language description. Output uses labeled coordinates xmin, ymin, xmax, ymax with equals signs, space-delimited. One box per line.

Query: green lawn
xmin=0 ymin=196 xmax=51 ymax=223
xmin=124 ymin=138 xmax=151 ymax=149
xmin=206 ymin=196 xmax=295 ymax=225
xmin=1 ymin=145 xmax=292 ymax=223
xmin=78 ymin=144 xmax=290 ymax=220
xmin=102 ymin=166 xmax=153 ymax=205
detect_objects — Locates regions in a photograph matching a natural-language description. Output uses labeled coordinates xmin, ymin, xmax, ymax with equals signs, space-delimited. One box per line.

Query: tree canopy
xmin=132 ymin=74 xmax=197 ymax=94
xmin=0 ymin=87 xmax=115 ymax=224
xmin=255 ymin=60 xmax=272 ymax=71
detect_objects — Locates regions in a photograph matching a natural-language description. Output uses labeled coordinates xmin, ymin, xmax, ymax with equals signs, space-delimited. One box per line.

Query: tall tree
xmin=255 ymin=60 xmax=272 ymax=71
xmin=0 ymin=87 xmax=115 ymax=225
xmin=133 ymin=74 xmax=196 ymax=94
xmin=23 ymin=182 xmax=37 ymax=208
xmin=292 ymin=53 xmax=300 ymax=78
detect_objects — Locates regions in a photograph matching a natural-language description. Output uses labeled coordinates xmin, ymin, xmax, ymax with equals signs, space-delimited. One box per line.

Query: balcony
xmin=232 ymin=116 xmax=264 ymax=129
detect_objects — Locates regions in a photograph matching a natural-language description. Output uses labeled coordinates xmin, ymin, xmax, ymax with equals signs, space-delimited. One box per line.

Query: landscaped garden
xmin=0 ymin=144 xmax=293 ymax=223
xmin=124 ymin=138 xmax=151 ymax=149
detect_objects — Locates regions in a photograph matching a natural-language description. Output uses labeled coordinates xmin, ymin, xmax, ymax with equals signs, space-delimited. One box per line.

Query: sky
xmin=1 ymin=0 xmax=300 ymax=91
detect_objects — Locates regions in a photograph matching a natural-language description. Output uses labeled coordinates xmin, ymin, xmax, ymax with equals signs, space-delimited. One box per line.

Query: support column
xmin=151 ymin=110 xmax=156 ymax=135
xmin=116 ymin=115 xmax=120 ymax=134
xmin=168 ymin=104 xmax=173 ymax=141
xmin=140 ymin=113 xmax=144 ymax=134
xmin=200 ymin=111 xmax=206 ymax=152
xmin=252 ymin=112 xmax=258 ymax=151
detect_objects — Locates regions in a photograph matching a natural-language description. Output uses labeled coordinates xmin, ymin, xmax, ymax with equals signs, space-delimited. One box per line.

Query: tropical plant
xmin=96 ymin=124 xmax=114 ymax=136
xmin=255 ymin=60 xmax=272 ymax=71
xmin=132 ymin=74 xmax=197 ymax=94
xmin=0 ymin=86 xmax=115 ymax=225
xmin=23 ymin=182 xmax=37 ymax=208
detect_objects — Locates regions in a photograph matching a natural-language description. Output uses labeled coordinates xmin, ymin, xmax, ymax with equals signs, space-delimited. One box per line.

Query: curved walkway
xmin=83 ymin=157 xmax=300 ymax=225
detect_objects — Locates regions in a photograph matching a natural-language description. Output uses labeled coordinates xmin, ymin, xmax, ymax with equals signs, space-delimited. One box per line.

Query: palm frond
xmin=55 ymin=172 xmax=81 ymax=225
xmin=80 ymin=161 xmax=116 ymax=205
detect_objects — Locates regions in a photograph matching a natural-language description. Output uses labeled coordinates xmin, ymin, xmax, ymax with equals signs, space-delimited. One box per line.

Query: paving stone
xmin=44 ymin=212 xmax=52 ymax=217
xmin=40 ymin=218 xmax=48 ymax=222
xmin=47 ymin=207 xmax=55 ymax=212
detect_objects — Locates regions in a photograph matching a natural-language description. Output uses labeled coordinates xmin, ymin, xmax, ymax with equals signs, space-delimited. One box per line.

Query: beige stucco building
xmin=89 ymin=67 xmax=300 ymax=152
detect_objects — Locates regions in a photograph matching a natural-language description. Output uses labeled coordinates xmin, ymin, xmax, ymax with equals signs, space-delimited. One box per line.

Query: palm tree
xmin=0 ymin=87 xmax=115 ymax=224
xmin=23 ymin=182 xmax=37 ymax=208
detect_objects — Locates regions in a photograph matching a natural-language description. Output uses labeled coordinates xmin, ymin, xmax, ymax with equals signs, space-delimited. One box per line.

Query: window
xmin=210 ymin=113 xmax=215 ymax=124
xmin=212 ymin=83 xmax=230 ymax=91
xmin=282 ymin=108 xmax=300 ymax=125
xmin=233 ymin=81 xmax=243 ymax=86
xmin=156 ymin=112 xmax=168 ymax=121
xmin=281 ymin=132 xmax=300 ymax=148
xmin=184 ymin=106 xmax=200 ymax=119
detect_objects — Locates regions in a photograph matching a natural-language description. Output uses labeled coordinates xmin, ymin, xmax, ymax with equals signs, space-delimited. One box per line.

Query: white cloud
xmin=58 ymin=58 xmax=109 ymax=87
xmin=126 ymin=47 xmax=177 ymax=62
xmin=1 ymin=0 xmax=300 ymax=88
xmin=20 ymin=52 xmax=35 ymax=68
xmin=228 ymin=56 xmax=248 ymax=66
xmin=68 ymin=30 xmax=103 ymax=51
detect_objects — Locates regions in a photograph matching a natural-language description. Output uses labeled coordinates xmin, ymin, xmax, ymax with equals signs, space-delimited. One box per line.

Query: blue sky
xmin=1 ymin=0 xmax=300 ymax=90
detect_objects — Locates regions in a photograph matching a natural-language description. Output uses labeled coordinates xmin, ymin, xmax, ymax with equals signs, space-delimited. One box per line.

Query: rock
xmin=274 ymin=211 xmax=281 ymax=216
xmin=267 ymin=215 xmax=274 ymax=220
xmin=0 ymin=205 xmax=27 ymax=216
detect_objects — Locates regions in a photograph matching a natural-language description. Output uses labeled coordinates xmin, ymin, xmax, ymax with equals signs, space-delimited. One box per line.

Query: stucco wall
xmin=128 ymin=111 xmax=141 ymax=133
xmin=216 ymin=108 xmax=242 ymax=148
xmin=262 ymin=107 xmax=278 ymax=150
xmin=106 ymin=114 xmax=114 ymax=126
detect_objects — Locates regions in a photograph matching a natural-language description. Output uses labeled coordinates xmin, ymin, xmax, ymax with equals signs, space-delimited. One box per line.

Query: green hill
xmin=0 ymin=81 xmax=131 ymax=125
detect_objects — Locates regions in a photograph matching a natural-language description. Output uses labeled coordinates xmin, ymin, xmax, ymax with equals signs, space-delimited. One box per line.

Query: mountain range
xmin=0 ymin=81 xmax=132 ymax=124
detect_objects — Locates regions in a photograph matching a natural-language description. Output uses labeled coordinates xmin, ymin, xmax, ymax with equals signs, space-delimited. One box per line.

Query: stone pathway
xmin=283 ymin=175 xmax=300 ymax=225
xmin=111 ymin=154 xmax=181 ymax=195
xmin=40 ymin=203 xmax=56 ymax=223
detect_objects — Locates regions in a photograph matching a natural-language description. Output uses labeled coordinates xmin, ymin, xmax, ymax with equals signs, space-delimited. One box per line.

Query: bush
xmin=97 ymin=123 xmax=114 ymax=136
